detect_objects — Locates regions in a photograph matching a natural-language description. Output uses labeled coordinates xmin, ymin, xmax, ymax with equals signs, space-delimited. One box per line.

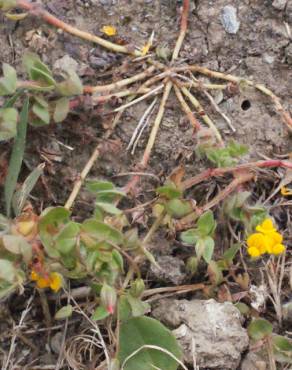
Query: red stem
xmin=182 ymin=160 xmax=292 ymax=190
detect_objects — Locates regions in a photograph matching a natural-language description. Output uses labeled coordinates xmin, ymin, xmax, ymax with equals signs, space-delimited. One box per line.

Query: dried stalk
xmin=64 ymin=111 xmax=123 ymax=209
xmin=181 ymin=86 xmax=224 ymax=144
xmin=173 ymin=84 xmax=201 ymax=131
xmin=16 ymin=0 xmax=141 ymax=56
xmin=187 ymin=65 xmax=292 ymax=130
xmin=84 ymin=66 xmax=155 ymax=94
xmin=176 ymin=171 xmax=254 ymax=230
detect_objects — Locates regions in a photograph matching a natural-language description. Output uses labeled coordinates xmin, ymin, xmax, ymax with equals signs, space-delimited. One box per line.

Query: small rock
xmin=262 ymin=53 xmax=275 ymax=64
xmin=149 ymin=256 xmax=186 ymax=285
xmin=241 ymin=352 xmax=267 ymax=370
xmin=221 ymin=6 xmax=240 ymax=34
xmin=50 ymin=332 xmax=63 ymax=354
xmin=152 ymin=298 xmax=249 ymax=369
xmin=272 ymin=0 xmax=288 ymax=10
xmin=53 ymin=55 xmax=78 ymax=72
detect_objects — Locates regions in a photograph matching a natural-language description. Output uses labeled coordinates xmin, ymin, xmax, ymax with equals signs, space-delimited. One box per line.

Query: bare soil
xmin=0 ymin=0 xmax=291 ymax=369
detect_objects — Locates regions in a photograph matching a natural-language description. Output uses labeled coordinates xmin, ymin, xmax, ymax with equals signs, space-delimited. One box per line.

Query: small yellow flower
xmin=36 ymin=276 xmax=51 ymax=289
xmin=49 ymin=272 xmax=62 ymax=292
xmin=247 ymin=233 xmax=266 ymax=254
xmin=247 ymin=246 xmax=261 ymax=258
xmin=101 ymin=25 xmax=117 ymax=36
xmin=140 ymin=31 xmax=154 ymax=56
xmin=30 ymin=270 xmax=39 ymax=281
xmin=30 ymin=270 xmax=62 ymax=292
xmin=271 ymin=244 xmax=285 ymax=256
xmin=280 ymin=186 xmax=292 ymax=196
xmin=255 ymin=218 xmax=276 ymax=234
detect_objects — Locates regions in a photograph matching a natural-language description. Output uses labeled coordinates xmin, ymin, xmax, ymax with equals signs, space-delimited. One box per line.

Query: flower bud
xmin=101 ymin=283 xmax=117 ymax=314
xmin=129 ymin=278 xmax=145 ymax=298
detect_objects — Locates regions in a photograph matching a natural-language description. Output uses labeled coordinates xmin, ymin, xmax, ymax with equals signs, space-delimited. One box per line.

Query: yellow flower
xmin=100 ymin=25 xmax=117 ymax=36
xmin=271 ymin=244 xmax=285 ymax=256
xmin=37 ymin=276 xmax=51 ymax=289
xmin=255 ymin=218 xmax=276 ymax=234
xmin=247 ymin=246 xmax=261 ymax=258
xmin=246 ymin=218 xmax=286 ymax=258
xmin=49 ymin=272 xmax=62 ymax=292
xmin=247 ymin=233 xmax=266 ymax=254
xmin=30 ymin=270 xmax=39 ymax=281
xmin=280 ymin=186 xmax=292 ymax=196
xmin=140 ymin=31 xmax=154 ymax=56
xmin=30 ymin=270 xmax=62 ymax=292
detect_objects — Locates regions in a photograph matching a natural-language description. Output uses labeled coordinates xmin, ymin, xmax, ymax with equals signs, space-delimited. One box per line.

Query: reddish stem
xmin=182 ymin=160 xmax=292 ymax=190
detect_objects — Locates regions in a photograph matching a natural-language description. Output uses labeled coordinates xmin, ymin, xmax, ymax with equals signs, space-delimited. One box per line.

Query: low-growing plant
xmin=0 ymin=52 xmax=82 ymax=142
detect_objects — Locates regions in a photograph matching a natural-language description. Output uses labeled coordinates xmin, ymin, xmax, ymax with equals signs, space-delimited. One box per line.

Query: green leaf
xmin=0 ymin=281 xmax=17 ymax=299
xmin=4 ymin=97 xmax=29 ymax=217
xmin=118 ymin=295 xmax=132 ymax=322
xmin=2 ymin=235 xmax=32 ymax=263
xmin=127 ymin=295 xmax=150 ymax=317
xmin=53 ymin=97 xmax=70 ymax=123
xmin=55 ymin=305 xmax=73 ymax=320
xmin=112 ymin=249 xmax=124 ymax=272
xmin=31 ymin=100 xmax=50 ymax=126
xmin=95 ymin=202 xmax=122 ymax=215
xmin=92 ymin=305 xmax=110 ymax=321
xmin=118 ymin=316 xmax=182 ymax=370
xmin=273 ymin=335 xmax=292 ymax=352
xmin=12 ymin=163 xmax=44 ymax=216
xmin=86 ymin=180 xmax=115 ymax=193
xmin=165 ymin=199 xmax=192 ymax=219
xmin=223 ymin=243 xmax=240 ymax=263
xmin=3 ymin=89 xmax=23 ymax=108
xmin=0 ymin=63 xmax=17 ymax=95
xmin=95 ymin=189 xmax=126 ymax=203
xmin=0 ymin=107 xmax=18 ymax=141
xmin=23 ymin=52 xmax=55 ymax=87
xmin=0 ymin=259 xmax=17 ymax=283
xmin=197 ymin=210 xmax=216 ymax=237
xmin=227 ymin=140 xmax=248 ymax=157
xmin=181 ymin=229 xmax=199 ymax=245
xmin=39 ymin=207 xmax=71 ymax=258
xmin=56 ymin=70 xmax=83 ymax=96
xmin=81 ymin=219 xmax=123 ymax=245
xmin=202 ymin=236 xmax=215 ymax=264
xmin=156 ymin=183 xmax=182 ymax=199
xmin=234 ymin=302 xmax=250 ymax=316
xmin=55 ymin=222 xmax=80 ymax=254
xmin=248 ymin=319 xmax=273 ymax=341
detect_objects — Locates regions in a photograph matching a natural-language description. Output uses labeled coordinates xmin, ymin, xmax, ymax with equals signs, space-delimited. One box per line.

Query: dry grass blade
xmin=3 ymin=294 xmax=34 ymax=370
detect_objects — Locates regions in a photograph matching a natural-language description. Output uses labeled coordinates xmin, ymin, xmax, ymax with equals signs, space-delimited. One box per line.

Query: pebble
xmin=221 ymin=5 xmax=240 ymax=34
xmin=262 ymin=53 xmax=275 ymax=64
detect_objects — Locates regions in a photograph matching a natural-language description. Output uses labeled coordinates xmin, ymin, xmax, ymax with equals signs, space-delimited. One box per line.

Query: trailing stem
xmin=16 ymin=0 xmax=141 ymax=56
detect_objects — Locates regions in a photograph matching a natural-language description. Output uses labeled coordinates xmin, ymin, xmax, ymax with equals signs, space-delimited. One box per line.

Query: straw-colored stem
xmin=17 ymin=0 xmax=141 ymax=56
xmin=173 ymin=84 xmax=201 ymax=131
xmin=181 ymin=86 xmax=224 ymax=144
